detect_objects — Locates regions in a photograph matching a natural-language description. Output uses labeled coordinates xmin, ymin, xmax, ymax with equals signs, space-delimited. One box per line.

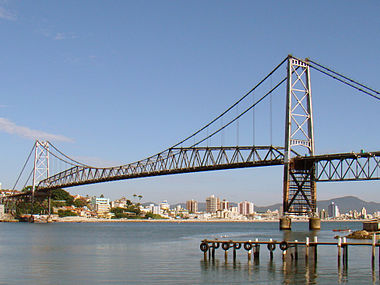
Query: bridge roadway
xmin=5 ymin=147 xmax=380 ymax=199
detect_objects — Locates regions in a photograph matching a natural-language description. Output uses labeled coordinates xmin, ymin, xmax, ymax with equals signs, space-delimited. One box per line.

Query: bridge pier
xmin=279 ymin=216 xmax=292 ymax=230
xmin=309 ymin=217 xmax=321 ymax=230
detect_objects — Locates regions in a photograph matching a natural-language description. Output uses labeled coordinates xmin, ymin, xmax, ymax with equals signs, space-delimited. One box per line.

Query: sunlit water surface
xmin=0 ymin=221 xmax=377 ymax=284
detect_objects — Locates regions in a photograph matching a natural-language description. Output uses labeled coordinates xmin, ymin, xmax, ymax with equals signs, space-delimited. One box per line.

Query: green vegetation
xmin=51 ymin=188 xmax=74 ymax=205
xmin=15 ymin=201 xmax=48 ymax=218
xmin=145 ymin=212 xmax=164 ymax=219
xmin=57 ymin=209 xmax=78 ymax=217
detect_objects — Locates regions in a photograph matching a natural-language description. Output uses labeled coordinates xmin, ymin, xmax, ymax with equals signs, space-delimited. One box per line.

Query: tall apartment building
xmin=206 ymin=195 xmax=220 ymax=213
xmin=186 ymin=199 xmax=198 ymax=213
xmin=238 ymin=201 xmax=254 ymax=216
xmin=220 ymin=199 xmax=229 ymax=210
xmin=328 ymin=202 xmax=340 ymax=218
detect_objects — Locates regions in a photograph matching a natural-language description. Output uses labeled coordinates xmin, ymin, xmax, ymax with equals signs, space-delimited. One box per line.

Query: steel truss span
xmin=37 ymin=146 xmax=287 ymax=191
xmin=294 ymin=151 xmax=380 ymax=182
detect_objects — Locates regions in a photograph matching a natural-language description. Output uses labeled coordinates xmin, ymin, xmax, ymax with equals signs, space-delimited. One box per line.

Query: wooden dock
xmin=200 ymin=235 xmax=380 ymax=268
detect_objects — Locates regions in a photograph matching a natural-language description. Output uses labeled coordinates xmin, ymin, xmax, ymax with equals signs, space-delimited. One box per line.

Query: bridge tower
xmin=283 ymin=56 xmax=316 ymax=218
xmin=32 ymin=140 xmax=50 ymax=197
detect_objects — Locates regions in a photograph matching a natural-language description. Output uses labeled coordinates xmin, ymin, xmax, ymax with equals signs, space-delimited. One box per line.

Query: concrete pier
xmin=279 ymin=216 xmax=292 ymax=230
xmin=309 ymin=217 xmax=321 ymax=230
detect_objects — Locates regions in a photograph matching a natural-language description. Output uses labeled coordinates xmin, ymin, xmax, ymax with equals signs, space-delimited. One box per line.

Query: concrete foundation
xmin=309 ymin=217 xmax=321 ymax=230
xmin=279 ymin=216 xmax=292 ymax=230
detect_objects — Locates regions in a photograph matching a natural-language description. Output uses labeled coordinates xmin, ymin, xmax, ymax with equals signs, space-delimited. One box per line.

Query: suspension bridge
xmin=3 ymin=55 xmax=380 ymax=224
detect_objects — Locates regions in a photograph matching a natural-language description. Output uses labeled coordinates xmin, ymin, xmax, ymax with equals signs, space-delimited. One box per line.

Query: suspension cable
xmin=190 ymin=76 xmax=287 ymax=147
xmin=308 ymin=61 xmax=380 ymax=101
xmin=46 ymin=142 xmax=93 ymax=167
xmin=12 ymin=142 xmax=36 ymax=190
xmin=309 ymin=59 xmax=380 ymax=95
xmin=171 ymin=56 xmax=289 ymax=148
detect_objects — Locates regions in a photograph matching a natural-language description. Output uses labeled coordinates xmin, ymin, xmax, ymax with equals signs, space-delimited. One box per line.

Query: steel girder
xmin=307 ymin=151 xmax=380 ymax=182
xmin=36 ymin=146 xmax=286 ymax=191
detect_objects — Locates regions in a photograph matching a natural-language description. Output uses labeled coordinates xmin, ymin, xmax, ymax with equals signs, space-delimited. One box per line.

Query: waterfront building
xmin=238 ymin=201 xmax=254 ymax=216
xmin=206 ymin=195 xmax=220 ymax=213
xmin=160 ymin=200 xmax=170 ymax=211
xmin=220 ymin=199 xmax=229 ymax=210
xmin=328 ymin=202 xmax=340 ymax=218
xmin=319 ymin=209 xmax=328 ymax=219
xmin=186 ymin=199 xmax=198 ymax=213
xmin=111 ymin=197 xmax=131 ymax=208
xmin=91 ymin=196 xmax=111 ymax=216
xmin=361 ymin=207 xmax=367 ymax=219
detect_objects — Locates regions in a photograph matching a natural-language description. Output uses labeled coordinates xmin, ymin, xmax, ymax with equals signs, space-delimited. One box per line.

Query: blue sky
xmin=0 ymin=1 xmax=379 ymax=205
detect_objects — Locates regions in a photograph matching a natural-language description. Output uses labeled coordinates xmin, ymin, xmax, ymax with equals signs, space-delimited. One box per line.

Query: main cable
xmin=309 ymin=59 xmax=380 ymax=95
xmin=12 ymin=142 xmax=36 ymax=190
xmin=308 ymin=61 xmax=380 ymax=101
xmin=170 ymin=56 xmax=289 ymax=148
xmin=190 ymin=76 xmax=287 ymax=147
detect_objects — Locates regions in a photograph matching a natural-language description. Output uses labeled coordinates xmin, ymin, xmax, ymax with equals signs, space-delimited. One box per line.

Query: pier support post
xmin=337 ymin=237 xmax=342 ymax=266
xmin=248 ymin=239 xmax=252 ymax=262
xmin=305 ymin=237 xmax=309 ymax=262
xmin=309 ymin=217 xmax=321 ymax=230
xmin=279 ymin=216 xmax=292 ymax=230
xmin=342 ymin=237 xmax=348 ymax=268
xmin=254 ymin=238 xmax=260 ymax=261
xmin=313 ymin=236 xmax=318 ymax=262
xmin=372 ymin=234 xmax=376 ymax=267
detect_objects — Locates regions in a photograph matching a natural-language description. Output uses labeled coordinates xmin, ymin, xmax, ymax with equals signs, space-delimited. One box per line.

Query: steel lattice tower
xmin=283 ymin=56 xmax=316 ymax=216
xmin=32 ymin=141 xmax=50 ymax=196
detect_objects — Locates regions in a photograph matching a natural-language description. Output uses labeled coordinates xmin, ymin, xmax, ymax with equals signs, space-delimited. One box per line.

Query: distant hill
xmin=255 ymin=196 xmax=380 ymax=214
xmin=145 ymin=196 xmax=380 ymax=214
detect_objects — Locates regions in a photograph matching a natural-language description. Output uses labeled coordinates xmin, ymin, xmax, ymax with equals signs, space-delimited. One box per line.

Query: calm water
xmin=0 ymin=221 xmax=377 ymax=284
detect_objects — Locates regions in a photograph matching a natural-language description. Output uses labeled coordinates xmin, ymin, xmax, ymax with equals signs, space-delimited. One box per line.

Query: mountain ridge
xmin=145 ymin=196 xmax=380 ymax=213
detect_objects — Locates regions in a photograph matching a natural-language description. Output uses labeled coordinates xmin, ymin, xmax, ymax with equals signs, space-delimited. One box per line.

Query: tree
xmin=51 ymin=189 xmax=74 ymax=205
xmin=73 ymin=198 xmax=88 ymax=208
xmin=58 ymin=210 xmax=77 ymax=217
xmin=138 ymin=195 xmax=143 ymax=201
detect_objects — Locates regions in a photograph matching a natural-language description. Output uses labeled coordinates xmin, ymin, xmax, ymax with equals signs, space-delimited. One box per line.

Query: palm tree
xmin=138 ymin=195 xmax=143 ymax=201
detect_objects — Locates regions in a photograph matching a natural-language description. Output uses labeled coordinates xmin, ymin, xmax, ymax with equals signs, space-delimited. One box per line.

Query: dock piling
xmin=372 ymin=234 xmax=376 ymax=267
xmin=305 ymin=237 xmax=309 ymax=261
xmin=313 ymin=236 xmax=318 ymax=262
xmin=337 ymin=237 xmax=342 ymax=266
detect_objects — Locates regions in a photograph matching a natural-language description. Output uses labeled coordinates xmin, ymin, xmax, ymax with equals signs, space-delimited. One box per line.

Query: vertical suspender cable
xmin=221 ymin=117 xmax=224 ymax=146
xmin=252 ymin=92 xmax=255 ymax=146
xmin=270 ymin=77 xmax=273 ymax=146
xmin=236 ymin=104 xmax=239 ymax=146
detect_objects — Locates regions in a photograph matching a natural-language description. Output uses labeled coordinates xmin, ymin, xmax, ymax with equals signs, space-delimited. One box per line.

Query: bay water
xmin=0 ymin=221 xmax=377 ymax=284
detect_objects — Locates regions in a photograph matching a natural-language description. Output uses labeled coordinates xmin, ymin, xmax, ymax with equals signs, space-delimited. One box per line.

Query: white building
xmin=160 ymin=200 xmax=170 ymax=211
xmin=91 ymin=197 xmax=111 ymax=215
xmin=328 ymin=202 xmax=340 ymax=218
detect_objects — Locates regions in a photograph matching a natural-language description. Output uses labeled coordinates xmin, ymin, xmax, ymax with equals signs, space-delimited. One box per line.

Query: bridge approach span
xmin=36 ymin=146 xmax=287 ymax=192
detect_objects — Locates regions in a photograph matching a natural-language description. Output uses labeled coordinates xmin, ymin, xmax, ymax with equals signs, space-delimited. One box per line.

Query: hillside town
xmin=0 ymin=187 xmax=379 ymax=222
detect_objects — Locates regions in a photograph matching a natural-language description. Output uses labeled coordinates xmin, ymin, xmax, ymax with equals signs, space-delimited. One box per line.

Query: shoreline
xmin=51 ymin=217 xmax=366 ymax=223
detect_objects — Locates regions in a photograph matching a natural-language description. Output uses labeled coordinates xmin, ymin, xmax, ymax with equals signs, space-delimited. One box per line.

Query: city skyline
xmin=0 ymin=1 xmax=379 ymax=205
